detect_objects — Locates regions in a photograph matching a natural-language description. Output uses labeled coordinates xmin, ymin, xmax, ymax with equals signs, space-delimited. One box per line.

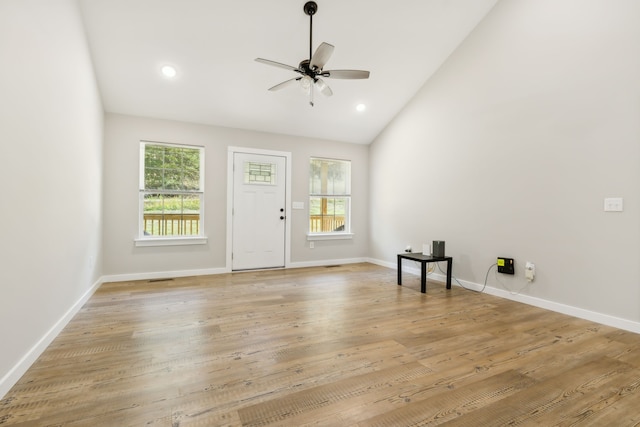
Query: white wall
xmin=0 ymin=0 xmax=104 ymax=396
xmin=369 ymin=0 xmax=640 ymax=324
xmin=103 ymin=113 xmax=369 ymax=277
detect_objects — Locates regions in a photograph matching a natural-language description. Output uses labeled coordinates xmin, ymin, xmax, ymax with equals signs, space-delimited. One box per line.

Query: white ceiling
xmin=79 ymin=0 xmax=497 ymax=144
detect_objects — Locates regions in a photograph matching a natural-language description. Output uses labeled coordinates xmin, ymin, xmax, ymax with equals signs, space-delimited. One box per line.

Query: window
xmin=244 ymin=161 xmax=277 ymax=185
xmin=139 ymin=141 xmax=204 ymax=239
xmin=309 ymin=157 xmax=351 ymax=235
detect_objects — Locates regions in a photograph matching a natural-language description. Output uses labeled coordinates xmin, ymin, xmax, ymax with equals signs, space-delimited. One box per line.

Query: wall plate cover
xmin=525 ymin=262 xmax=535 ymax=281
xmin=604 ymin=197 xmax=623 ymax=212
xmin=497 ymin=257 xmax=515 ymax=274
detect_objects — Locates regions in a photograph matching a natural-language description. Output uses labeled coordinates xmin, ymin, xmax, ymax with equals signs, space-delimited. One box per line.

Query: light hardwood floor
xmin=2 ymin=263 xmax=640 ymax=426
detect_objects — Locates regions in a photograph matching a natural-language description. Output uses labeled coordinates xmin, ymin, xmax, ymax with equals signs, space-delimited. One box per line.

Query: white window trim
xmin=307 ymin=232 xmax=354 ymax=241
xmin=137 ymin=141 xmax=205 ymax=244
xmin=134 ymin=236 xmax=208 ymax=247
xmin=309 ymin=157 xmax=352 ymax=235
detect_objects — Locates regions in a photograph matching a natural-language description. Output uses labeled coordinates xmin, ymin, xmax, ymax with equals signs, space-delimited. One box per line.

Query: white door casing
xmin=228 ymin=149 xmax=290 ymax=271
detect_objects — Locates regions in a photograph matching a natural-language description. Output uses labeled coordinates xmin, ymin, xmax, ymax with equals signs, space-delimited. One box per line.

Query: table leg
xmin=421 ymin=261 xmax=427 ymax=293
xmin=446 ymin=258 xmax=452 ymax=289
xmin=397 ymin=255 xmax=402 ymax=286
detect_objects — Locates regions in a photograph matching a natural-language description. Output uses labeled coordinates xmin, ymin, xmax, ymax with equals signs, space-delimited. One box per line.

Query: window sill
xmin=134 ymin=236 xmax=208 ymax=247
xmin=307 ymin=233 xmax=354 ymax=241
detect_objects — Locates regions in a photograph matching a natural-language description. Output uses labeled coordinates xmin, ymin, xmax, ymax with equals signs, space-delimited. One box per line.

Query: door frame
xmin=226 ymin=146 xmax=292 ymax=272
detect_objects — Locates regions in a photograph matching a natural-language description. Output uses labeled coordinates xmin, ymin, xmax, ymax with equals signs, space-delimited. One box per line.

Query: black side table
xmin=397 ymin=253 xmax=452 ymax=293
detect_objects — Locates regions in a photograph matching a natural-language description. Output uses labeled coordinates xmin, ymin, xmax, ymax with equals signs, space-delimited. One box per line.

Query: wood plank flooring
xmin=2 ymin=263 xmax=640 ymax=426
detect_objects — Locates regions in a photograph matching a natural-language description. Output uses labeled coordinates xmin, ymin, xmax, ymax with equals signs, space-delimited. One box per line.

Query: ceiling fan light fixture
xmin=300 ymin=75 xmax=313 ymax=92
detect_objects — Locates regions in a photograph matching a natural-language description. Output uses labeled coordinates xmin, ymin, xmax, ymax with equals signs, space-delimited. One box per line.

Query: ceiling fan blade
xmin=255 ymin=58 xmax=300 ymax=72
xmin=268 ymin=78 xmax=300 ymax=91
xmin=322 ymin=69 xmax=370 ymax=79
xmin=310 ymin=42 xmax=334 ymax=70
xmin=315 ymin=78 xmax=333 ymax=96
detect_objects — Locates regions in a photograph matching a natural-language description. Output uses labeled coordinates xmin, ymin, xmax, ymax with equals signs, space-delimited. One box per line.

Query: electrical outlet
xmin=497 ymin=257 xmax=515 ymax=274
xmin=525 ymin=262 xmax=535 ymax=281
xmin=310 ymin=242 xmax=314 ymax=249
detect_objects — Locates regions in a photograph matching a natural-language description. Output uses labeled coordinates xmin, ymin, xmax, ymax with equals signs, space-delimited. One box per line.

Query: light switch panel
xmin=292 ymin=202 xmax=305 ymax=210
xmin=604 ymin=197 xmax=623 ymax=212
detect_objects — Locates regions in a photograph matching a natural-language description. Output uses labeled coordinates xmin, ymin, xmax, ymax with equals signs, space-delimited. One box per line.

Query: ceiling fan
xmin=255 ymin=1 xmax=370 ymax=106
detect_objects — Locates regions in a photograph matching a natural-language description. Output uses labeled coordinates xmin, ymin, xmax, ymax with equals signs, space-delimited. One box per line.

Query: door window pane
xmin=244 ymin=162 xmax=277 ymax=185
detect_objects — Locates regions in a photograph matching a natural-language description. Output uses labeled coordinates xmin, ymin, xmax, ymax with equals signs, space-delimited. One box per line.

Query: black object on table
xmin=397 ymin=252 xmax=452 ymax=293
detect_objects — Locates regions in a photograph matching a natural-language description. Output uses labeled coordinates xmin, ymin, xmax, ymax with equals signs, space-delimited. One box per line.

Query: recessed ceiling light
xmin=161 ymin=65 xmax=177 ymax=79
xmin=356 ymin=103 xmax=366 ymax=112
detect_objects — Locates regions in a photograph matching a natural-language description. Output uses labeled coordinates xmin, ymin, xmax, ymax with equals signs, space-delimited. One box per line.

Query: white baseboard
xmin=288 ymin=257 xmax=368 ymax=269
xmin=0 ymin=276 xmax=104 ymax=399
xmin=366 ymin=257 xmax=396 ymax=270
xmin=103 ymin=267 xmax=229 ymax=283
xmin=103 ymin=259 xmax=369 ymax=284
xmin=368 ymin=257 xmax=640 ymax=335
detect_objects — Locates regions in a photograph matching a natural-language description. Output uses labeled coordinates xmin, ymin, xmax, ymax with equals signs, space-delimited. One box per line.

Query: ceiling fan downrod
xmin=304 ymin=1 xmax=317 ymax=61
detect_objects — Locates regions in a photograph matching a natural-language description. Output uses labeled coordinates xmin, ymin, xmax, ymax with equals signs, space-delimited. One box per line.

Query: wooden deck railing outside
xmin=143 ymin=213 xmax=200 ymax=236
xmin=144 ymin=213 xmax=343 ymax=235
xmin=309 ymin=215 xmax=345 ymax=233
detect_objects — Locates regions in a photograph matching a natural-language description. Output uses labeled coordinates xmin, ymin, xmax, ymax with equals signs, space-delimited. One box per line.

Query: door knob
xmin=280 ymin=216 xmax=285 ymax=220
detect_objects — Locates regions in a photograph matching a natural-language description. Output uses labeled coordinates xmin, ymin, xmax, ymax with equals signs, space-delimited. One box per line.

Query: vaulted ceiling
xmin=79 ymin=0 xmax=498 ymax=144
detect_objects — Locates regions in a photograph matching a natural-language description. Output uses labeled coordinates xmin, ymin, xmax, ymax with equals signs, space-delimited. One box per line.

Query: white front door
xmin=232 ymin=152 xmax=287 ymax=270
